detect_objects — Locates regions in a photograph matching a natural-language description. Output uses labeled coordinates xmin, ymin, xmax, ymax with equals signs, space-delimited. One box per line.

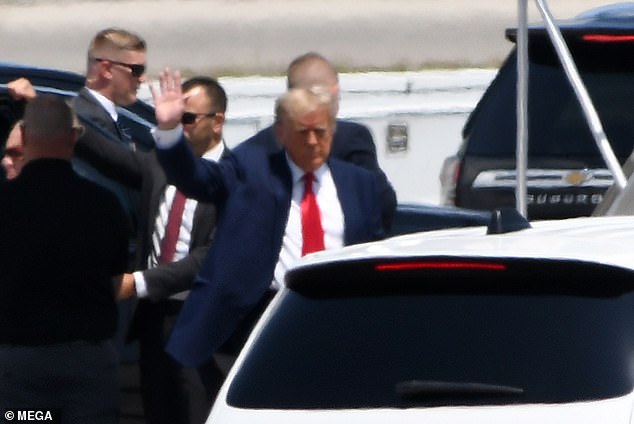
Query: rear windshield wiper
xmin=396 ymin=380 xmax=524 ymax=400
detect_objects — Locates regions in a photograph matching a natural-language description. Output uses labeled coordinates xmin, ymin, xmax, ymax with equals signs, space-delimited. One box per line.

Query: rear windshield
xmin=463 ymin=39 xmax=634 ymax=158
xmin=228 ymin=258 xmax=634 ymax=409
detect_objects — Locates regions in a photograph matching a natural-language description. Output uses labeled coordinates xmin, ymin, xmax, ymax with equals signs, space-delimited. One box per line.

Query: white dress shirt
xmin=272 ymin=156 xmax=344 ymax=290
xmin=151 ymin=126 xmax=345 ymax=290
xmin=134 ymin=141 xmax=225 ymax=298
xmin=85 ymin=88 xmax=119 ymax=122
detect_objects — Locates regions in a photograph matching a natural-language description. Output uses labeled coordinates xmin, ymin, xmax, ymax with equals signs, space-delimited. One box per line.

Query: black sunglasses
xmin=181 ymin=111 xmax=218 ymax=125
xmin=93 ymin=58 xmax=146 ymax=78
xmin=3 ymin=146 xmax=24 ymax=158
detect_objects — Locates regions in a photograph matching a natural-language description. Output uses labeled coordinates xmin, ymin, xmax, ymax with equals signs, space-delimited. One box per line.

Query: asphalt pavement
xmin=0 ymin=0 xmax=612 ymax=76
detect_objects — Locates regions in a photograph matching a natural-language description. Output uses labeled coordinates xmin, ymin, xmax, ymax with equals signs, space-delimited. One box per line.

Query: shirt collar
xmin=285 ymin=154 xmax=328 ymax=185
xmin=202 ymin=140 xmax=225 ymax=162
xmin=86 ymin=87 xmax=118 ymax=122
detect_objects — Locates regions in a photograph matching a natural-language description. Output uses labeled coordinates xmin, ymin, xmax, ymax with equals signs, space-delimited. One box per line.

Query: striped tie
xmin=158 ymin=190 xmax=187 ymax=264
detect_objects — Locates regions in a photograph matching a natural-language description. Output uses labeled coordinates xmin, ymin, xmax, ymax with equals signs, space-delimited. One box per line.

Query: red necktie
xmin=301 ymin=173 xmax=325 ymax=256
xmin=158 ymin=189 xmax=187 ymax=264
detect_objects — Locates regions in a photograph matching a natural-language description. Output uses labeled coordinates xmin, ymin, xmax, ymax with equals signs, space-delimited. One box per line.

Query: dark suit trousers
xmin=137 ymin=300 xmax=224 ymax=424
xmin=0 ymin=341 xmax=119 ymax=424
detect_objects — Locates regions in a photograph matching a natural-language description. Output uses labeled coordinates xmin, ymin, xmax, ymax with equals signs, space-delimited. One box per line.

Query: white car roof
xmin=294 ymin=215 xmax=634 ymax=272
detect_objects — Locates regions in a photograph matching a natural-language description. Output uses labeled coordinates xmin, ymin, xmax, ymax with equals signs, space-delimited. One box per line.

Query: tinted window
xmin=464 ymin=40 xmax=634 ymax=159
xmin=228 ymin=258 xmax=634 ymax=409
xmin=389 ymin=204 xmax=490 ymax=236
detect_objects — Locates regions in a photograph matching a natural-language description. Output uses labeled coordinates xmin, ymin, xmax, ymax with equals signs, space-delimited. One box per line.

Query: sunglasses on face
xmin=181 ymin=111 xmax=218 ymax=125
xmin=3 ymin=146 xmax=24 ymax=159
xmin=93 ymin=58 xmax=146 ymax=78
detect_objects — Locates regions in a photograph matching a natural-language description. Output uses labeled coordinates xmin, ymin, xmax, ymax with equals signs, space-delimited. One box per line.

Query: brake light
xmin=375 ymin=261 xmax=507 ymax=271
xmin=582 ymin=34 xmax=634 ymax=43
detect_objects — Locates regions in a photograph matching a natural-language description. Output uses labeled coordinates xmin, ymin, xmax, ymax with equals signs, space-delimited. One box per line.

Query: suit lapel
xmin=269 ymin=151 xmax=293 ymax=242
xmin=269 ymin=151 xmax=292 ymax=199
xmin=74 ymin=88 xmax=120 ymax=140
xmin=329 ymin=159 xmax=363 ymax=245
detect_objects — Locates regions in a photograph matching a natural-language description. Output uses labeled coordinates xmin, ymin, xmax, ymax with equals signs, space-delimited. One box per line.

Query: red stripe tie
xmin=301 ymin=172 xmax=325 ymax=256
xmin=158 ymin=189 xmax=186 ymax=264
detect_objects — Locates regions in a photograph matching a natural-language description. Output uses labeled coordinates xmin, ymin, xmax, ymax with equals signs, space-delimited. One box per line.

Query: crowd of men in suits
xmin=0 ymin=27 xmax=397 ymax=424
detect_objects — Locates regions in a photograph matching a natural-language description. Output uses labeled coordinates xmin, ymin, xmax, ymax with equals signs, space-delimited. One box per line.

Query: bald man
xmin=0 ymin=94 xmax=129 ymax=423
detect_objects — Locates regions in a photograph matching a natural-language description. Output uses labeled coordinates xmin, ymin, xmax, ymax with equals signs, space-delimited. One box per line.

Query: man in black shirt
xmin=0 ymin=95 xmax=129 ymax=423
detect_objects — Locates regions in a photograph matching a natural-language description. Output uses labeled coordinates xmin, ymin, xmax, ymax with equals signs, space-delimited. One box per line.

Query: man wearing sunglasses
xmin=65 ymin=27 xmax=149 ymax=249
xmin=3 ymin=27 xmax=147 ymax=234
xmin=65 ymin=30 xmax=151 ymax=388
xmin=76 ymin=27 xmax=147 ymax=147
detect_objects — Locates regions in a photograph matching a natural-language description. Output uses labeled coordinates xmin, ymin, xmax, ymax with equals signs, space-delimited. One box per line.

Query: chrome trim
xmin=526 ymin=193 xmax=604 ymax=206
xmin=472 ymin=169 xmax=613 ymax=189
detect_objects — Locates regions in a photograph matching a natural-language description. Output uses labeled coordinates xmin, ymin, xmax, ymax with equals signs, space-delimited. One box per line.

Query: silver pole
xmin=516 ymin=0 xmax=529 ymax=217
xmin=534 ymin=0 xmax=627 ymax=189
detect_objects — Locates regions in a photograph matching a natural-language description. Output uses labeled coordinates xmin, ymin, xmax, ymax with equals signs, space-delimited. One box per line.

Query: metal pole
xmin=534 ymin=0 xmax=627 ymax=190
xmin=516 ymin=0 xmax=529 ymax=217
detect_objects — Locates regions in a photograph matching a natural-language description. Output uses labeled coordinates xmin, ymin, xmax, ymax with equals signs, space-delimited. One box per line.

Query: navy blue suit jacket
xmin=243 ymin=120 xmax=397 ymax=231
xmin=158 ymin=138 xmax=385 ymax=367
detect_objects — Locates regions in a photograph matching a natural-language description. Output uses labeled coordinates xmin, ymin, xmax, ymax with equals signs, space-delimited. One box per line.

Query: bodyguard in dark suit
xmin=151 ymin=69 xmax=385 ymax=370
xmin=243 ymin=52 xmax=397 ymax=232
xmin=70 ymin=28 xmax=149 ymax=247
xmin=76 ymin=77 xmax=230 ymax=424
xmin=74 ymin=87 xmax=132 ymax=146
xmin=0 ymin=95 xmax=129 ymax=423
xmin=72 ymin=87 xmax=142 ymax=239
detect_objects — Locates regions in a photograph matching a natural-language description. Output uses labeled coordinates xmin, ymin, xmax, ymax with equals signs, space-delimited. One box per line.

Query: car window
xmin=464 ymin=41 xmax=634 ymax=159
xmin=227 ymin=258 xmax=634 ymax=409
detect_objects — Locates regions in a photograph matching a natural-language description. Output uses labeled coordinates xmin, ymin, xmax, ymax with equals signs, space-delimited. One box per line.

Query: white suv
xmin=208 ymin=213 xmax=634 ymax=423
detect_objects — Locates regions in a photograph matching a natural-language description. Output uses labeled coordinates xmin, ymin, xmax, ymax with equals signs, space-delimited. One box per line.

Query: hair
xmin=86 ymin=27 xmax=146 ymax=70
xmin=275 ymin=87 xmax=336 ymax=123
xmin=286 ymin=52 xmax=338 ymax=89
xmin=22 ymin=94 xmax=80 ymax=141
xmin=182 ymin=76 xmax=228 ymax=113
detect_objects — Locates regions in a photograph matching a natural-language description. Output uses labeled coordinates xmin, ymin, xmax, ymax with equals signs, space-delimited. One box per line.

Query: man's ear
xmin=213 ymin=113 xmax=225 ymax=134
xmin=98 ymin=60 xmax=113 ymax=81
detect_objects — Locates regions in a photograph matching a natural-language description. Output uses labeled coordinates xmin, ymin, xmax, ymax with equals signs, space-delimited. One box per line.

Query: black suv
xmin=440 ymin=3 xmax=634 ymax=220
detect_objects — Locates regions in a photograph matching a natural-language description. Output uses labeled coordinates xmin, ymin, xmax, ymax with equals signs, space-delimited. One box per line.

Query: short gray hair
xmin=274 ymin=86 xmax=336 ymax=123
xmin=87 ymin=27 xmax=146 ymax=71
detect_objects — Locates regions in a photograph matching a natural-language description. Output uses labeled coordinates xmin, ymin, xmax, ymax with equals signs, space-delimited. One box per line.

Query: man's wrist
xmin=152 ymin=125 xmax=183 ymax=149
